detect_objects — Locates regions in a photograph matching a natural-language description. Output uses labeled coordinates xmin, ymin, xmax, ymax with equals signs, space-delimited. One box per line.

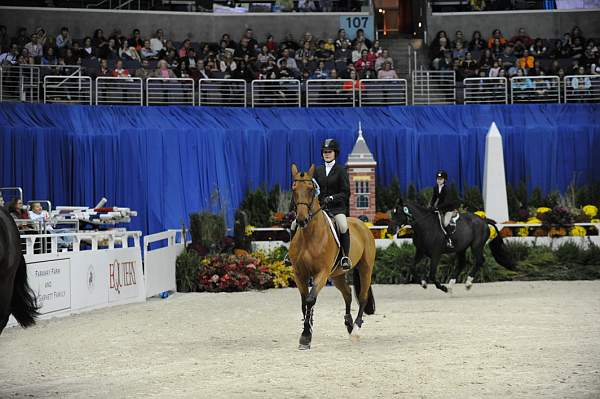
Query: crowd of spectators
xmin=428 ymin=26 xmax=600 ymax=82
xmin=0 ymin=25 xmax=399 ymax=84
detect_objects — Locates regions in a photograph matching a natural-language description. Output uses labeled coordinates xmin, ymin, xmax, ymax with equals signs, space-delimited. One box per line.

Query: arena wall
xmin=0 ymin=6 xmax=368 ymax=43
xmin=427 ymin=9 xmax=600 ymax=42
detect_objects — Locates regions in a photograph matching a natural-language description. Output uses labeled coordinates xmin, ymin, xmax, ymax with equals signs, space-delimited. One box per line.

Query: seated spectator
xmin=25 ymin=34 xmax=43 ymax=62
xmin=512 ymin=68 xmax=533 ymax=90
xmin=42 ymin=47 xmax=57 ymax=65
xmin=453 ymin=40 xmax=467 ymax=60
xmin=56 ymin=26 xmax=72 ymax=50
xmin=165 ymin=49 xmax=180 ymax=71
xmin=489 ymin=60 xmax=501 ymax=77
xmin=140 ymin=40 xmax=159 ymax=60
xmin=518 ymin=49 xmax=534 ymax=70
xmin=277 ymin=49 xmax=299 ymax=73
xmin=591 ymin=55 xmax=600 ymax=75
xmin=241 ymin=28 xmax=258 ymax=50
xmin=196 ymin=60 xmax=211 ymax=80
xmin=135 ymin=58 xmax=153 ymax=80
xmin=220 ymin=52 xmax=237 ymax=78
xmin=232 ymin=59 xmax=255 ymax=82
xmin=92 ymin=28 xmax=108 ymax=52
xmin=529 ymin=38 xmax=547 ymax=58
xmin=296 ymin=41 xmax=315 ymax=64
xmin=257 ymin=45 xmax=276 ymax=65
xmin=128 ymin=29 xmax=144 ymax=51
xmin=571 ymin=37 xmax=584 ymax=61
xmin=178 ymin=39 xmax=192 ymax=59
xmin=234 ymin=38 xmax=256 ymax=65
xmin=335 ymin=29 xmax=351 ymax=49
xmin=100 ymin=38 xmax=119 ymax=60
xmin=351 ymin=42 xmax=363 ymax=63
xmin=500 ymin=45 xmax=516 ymax=69
xmin=479 ymin=48 xmax=494 ymax=73
xmin=431 ymin=31 xmax=449 ymax=49
xmin=155 ymin=59 xmax=176 ymax=79
xmin=265 ymin=35 xmax=278 ymax=52
xmin=112 ymin=59 xmax=130 ymax=78
xmin=315 ymin=40 xmax=334 ymax=62
xmin=571 ymin=66 xmax=592 ymax=96
xmin=510 ymin=28 xmax=533 ymax=48
xmin=28 ymin=202 xmax=50 ymax=224
xmin=462 ymin=52 xmax=479 ymax=77
xmin=507 ymin=59 xmax=520 ymax=77
xmin=374 ymin=49 xmax=393 ymax=71
xmin=150 ymin=29 xmax=166 ymax=54
xmin=354 ymin=49 xmax=374 ymax=75
xmin=98 ymin=58 xmax=112 ymax=77
xmin=63 ymin=48 xmax=80 ymax=66
xmin=451 ymin=30 xmax=465 ymax=49
xmin=371 ymin=40 xmax=382 ymax=56
xmin=571 ymin=26 xmax=584 ymax=43
xmin=469 ymin=31 xmax=486 ymax=54
xmin=377 ymin=61 xmax=398 ymax=79
xmin=529 ymin=60 xmax=545 ymax=76
xmin=310 ymin=60 xmax=329 ymax=79
xmin=81 ymin=37 xmax=96 ymax=59
xmin=487 ymin=29 xmax=507 ymax=49
xmin=324 ymin=38 xmax=336 ymax=52
xmin=491 ymin=38 xmax=504 ymax=59
xmin=7 ymin=198 xmax=28 ymax=220
xmin=351 ymin=29 xmax=372 ymax=52
xmin=583 ymin=40 xmax=598 ymax=66
xmin=329 ymin=68 xmax=339 ymax=79
xmin=0 ymin=43 xmax=19 ymax=65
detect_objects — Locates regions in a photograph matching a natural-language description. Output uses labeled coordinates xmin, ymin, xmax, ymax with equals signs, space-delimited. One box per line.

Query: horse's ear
xmin=291 ymin=163 xmax=299 ymax=177
xmin=308 ymin=164 xmax=315 ymax=177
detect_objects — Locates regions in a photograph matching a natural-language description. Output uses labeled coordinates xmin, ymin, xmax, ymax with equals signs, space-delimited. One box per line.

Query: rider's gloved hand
xmin=323 ymin=196 xmax=334 ymax=205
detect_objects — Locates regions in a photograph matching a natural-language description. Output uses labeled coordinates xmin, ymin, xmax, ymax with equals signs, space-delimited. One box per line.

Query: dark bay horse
xmin=0 ymin=207 xmax=39 ymax=335
xmin=389 ymin=198 xmax=515 ymax=293
xmin=289 ymin=164 xmax=376 ymax=350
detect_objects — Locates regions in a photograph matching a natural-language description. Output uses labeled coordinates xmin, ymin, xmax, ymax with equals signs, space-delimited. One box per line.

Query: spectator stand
xmin=564 ymin=75 xmax=600 ymax=103
xmin=198 ymin=78 xmax=247 ymax=107
xmin=412 ymin=70 xmax=456 ymax=104
xmin=306 ymin=79 xmax=355 ymax=107
xmin=146 ymin=77 xmax=195 ymax=106
xmin=510 ymin=75 xmax=560 ymax=103
xmin=44 ymin=75 xmax=92 ymax=104
xmin=463 ymin=77 xmax=508 ymax=104
xmin=358 ymin=78 xmax=408 ymax=106
xmin=95 ymin=76 xmax=143 ymax=105
xmin=251 ymin=79 xmax=301 ymax=107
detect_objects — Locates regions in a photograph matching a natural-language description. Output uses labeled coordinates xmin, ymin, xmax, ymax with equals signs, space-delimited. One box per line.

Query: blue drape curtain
xmin=1 ymin=103 xmax=598 ymax=234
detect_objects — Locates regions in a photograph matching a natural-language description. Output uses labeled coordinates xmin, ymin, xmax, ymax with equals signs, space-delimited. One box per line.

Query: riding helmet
xmin=436 ymin=170 xmax=448 ymax=180
xmin=321 ymin=138 xmax=340 ymax=156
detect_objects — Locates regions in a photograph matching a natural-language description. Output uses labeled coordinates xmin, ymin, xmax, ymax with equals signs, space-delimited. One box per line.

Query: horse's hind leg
xmin=428 ymin=254 xmax=448 ymax=293
xmin=352 ymin=261 xmax=373 ymax=337
xmin=448 ymin=251 xmax=466 ymax=294
xmin=467 ymin=244 xmax=485 ymax=291
xmin=332 ymin=274 xmax=353 ymax=334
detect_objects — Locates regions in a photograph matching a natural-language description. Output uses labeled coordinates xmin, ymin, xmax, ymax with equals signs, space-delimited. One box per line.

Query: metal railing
xmin=95 ymin=77 xmax=143 ymax=105
xmin=412 ymin=70 xmax=456 ymax=105
xmin=146 ymin=77 xmax=195 ymax=106
xmin=306 ymin=79 xmax=355 ymax=107
xmin=0 ymin=65 xmax=40 ymax=103
xmin=510 ymin=76 xmax=560 ymax=104
xmin=463 ymin=77 xmax=508 ymax=104
xmin=198 ymin=79 xmax=246 ymax=107
xmin=359 ymin=79 xmax=408 ymax=106
xmin=564 ymin=75 xmax=600 ymax=103
xmin=251 ymin=79 xmax=301 ymax=107
xmin=43 ymin=75 xmax=92 ymax=105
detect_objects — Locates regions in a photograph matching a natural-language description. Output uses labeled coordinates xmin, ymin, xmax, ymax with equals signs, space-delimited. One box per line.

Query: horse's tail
xmin=352 ymin=267 xmax=375 ymax=315
xmin=486 ymin=219 xmax=517 ymax=271
xmin=11 ymin=255 xmax=39 ymax=328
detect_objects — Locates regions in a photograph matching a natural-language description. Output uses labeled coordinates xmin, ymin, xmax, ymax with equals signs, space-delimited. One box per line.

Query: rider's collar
xmin=325 ymin=159 xmax=335 ymax=168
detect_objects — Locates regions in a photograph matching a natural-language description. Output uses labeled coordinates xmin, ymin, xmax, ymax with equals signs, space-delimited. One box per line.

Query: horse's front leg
xmin=297 ymin=271 xmax=329 ymax=350
xmin=428 ymin=253 xmax=448 ymax=293
xmin=294 ymin=273 xmax=312 ymax=350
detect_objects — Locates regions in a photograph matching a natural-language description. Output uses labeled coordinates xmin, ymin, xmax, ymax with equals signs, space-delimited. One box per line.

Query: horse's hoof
xmin=350 ymin=323 xmax=361 ymax=343
xmin=447 ymin=279 xmax=456 ymax=295
xmin=298 ymin=343 xmax=311 ymax=350
xmin=465 ymin=276 xmax=474 ymax=290
xmin=344 ymin=315 xmax=354 ymax=335
xmin=440 ymin=285 xmax=448 ymax=293
xmin=421 ymin=280 xmax=427 ymax=289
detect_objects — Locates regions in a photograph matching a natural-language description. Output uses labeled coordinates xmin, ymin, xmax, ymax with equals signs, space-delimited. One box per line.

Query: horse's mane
xmin=404 ymin=200 xmax=432 ymax=214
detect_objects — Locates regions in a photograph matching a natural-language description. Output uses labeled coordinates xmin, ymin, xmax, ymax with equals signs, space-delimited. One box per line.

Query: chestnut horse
xmin=288 ymin=164 xmax=376 ymax=350
xmin=0 ymin=207 xmax=38 ymax=335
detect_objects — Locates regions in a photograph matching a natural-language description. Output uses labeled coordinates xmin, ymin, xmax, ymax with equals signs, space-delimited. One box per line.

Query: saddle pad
xmin=323 ymin=212 xmax=341 ymax=248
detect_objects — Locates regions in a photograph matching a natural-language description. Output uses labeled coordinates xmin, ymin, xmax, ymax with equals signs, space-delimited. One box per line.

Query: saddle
xmin=435 ymin=210 xmax=460 ymax=235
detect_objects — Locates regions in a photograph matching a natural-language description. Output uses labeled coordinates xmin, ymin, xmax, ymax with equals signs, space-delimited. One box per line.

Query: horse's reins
xmin=293 ymin=178 xmax=323 ymax=227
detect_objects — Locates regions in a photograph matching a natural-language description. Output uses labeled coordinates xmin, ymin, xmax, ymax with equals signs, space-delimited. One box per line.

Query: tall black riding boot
xmin=444 ymin=223 xmax=455 ymax=248
xmin=340 ymin=231 xmax=352 ymax=270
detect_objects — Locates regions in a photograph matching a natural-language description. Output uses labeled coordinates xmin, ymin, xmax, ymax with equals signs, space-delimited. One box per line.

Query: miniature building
xmin=346 ymin=123 xmax=377 ymax=221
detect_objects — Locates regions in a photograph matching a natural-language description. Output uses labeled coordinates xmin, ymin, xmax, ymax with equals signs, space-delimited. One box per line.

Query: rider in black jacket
xmin=429 ymin=170 xmax=459 ymax=248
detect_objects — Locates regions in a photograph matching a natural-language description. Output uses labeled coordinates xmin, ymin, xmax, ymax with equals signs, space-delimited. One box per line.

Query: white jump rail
xmin=510 ymin=75 xmax=560 ymax=104
xmin=358 ymin=78 xmax=408 ymax=106
xmin=563 ymin=75 xmax=600 ymax=103
xmin=95 ymin=76 xmax=143 ymax=105
xmin=198 ymin=78 xmax=246 ymax=107
xmin=44 ymin=75 xmax=92 ymax=105
xmin=251 ymin=79 xmax=301 ymax=107
xmin=146 ymin=77 xmax=195 ymax=106
xmin=143 ymin=229 xmax=185 ymax=298
xmin=463 ymin=77 xmax=508 ymax=104
xmin=306 ymin=79 xmax=355 ymax=107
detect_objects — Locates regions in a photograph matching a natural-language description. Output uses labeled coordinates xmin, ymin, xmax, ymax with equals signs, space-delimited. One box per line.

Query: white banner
xmin=27 ymin=259 xmax=71 ymax=314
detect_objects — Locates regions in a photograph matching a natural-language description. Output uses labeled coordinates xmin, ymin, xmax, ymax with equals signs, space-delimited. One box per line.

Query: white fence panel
xmin=564 ymin=75 xmax=600 ymax=103
xmin=146 ymin=77 xmax=195 ymax=106
xmin=143 ymin=229 xmax=185 ymax=298
xmin=359 ymin=78 xmax=408 ymax=106
xmin=0 ymin=65 xmax=40 ymax=102
xmin=412 ymin=70 xmax=456 ymax=105
xmin=95 ymin=76 xmax=143 ymax=105
xmin=463 ymin=77 xmax=508 ymax=104
xmin=306 ymin=79 xmax=355 ymax=107
xmin=251 ymin=79 xmax=301 ymax=107
xmin=510 ymin=76 xmax=560 ymax=103
xmin=198 ymin=78 xmax=246 ymax=106
xmin=44 ymin=75 xmax=92 ymax=104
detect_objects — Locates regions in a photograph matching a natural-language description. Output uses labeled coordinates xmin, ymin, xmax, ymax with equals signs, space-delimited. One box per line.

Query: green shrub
xmin=176 ymin=250 xmax=201 ymax=292
xmin=189 ymin=211 xmax=226 ymax=251
xmin=463 ymin=186 xmax=484 ymax=212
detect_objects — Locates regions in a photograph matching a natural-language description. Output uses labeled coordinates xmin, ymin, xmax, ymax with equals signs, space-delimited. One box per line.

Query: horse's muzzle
xmin=297 ymin=218 xmax=309 ymax=228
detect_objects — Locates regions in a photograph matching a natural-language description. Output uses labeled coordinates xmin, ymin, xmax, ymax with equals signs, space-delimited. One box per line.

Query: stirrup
xmin=340 ymin=256 xmax=351 ymax=271
xmin=446 ymin=238 xmax=454 ymax=248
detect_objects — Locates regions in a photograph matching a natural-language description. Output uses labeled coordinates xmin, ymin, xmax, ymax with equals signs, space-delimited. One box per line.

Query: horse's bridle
xmin=293 ymin=178 xmax=322 ymax=228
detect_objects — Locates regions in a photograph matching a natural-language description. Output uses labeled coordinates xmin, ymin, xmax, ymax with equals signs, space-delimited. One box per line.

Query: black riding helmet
xmin=436 ymin=170 xmax=448 ymax=180
xmin=321 ymin=138 xmax=340 ymax=158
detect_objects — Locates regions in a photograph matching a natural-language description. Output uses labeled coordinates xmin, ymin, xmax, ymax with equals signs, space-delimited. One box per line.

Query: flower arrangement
xmin=475 ymin=211 xmax=486 ymax=219
xmin=570 ymin=226 xmax=587 ymax=236
xmin=540 ymin=206 xmax=574 ymax=228
xmin=583 ymin=205 xmax=598 ymax=219
xmin=197 ymin=255 xmax=273 ymax=292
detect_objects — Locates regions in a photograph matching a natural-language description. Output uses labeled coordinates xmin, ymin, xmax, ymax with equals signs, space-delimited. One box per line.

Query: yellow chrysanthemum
xmin=591 ymin=218 xmax=600 ymax=224
xmin=474 ymin=211 xmax=486 ymax=219
xmin=527 ymin=217 xmax=542 ymax=224
xmin=583 ymin=205 xmax=598 ymax=218
xmin=570 ymin=226 xmax=587 ymax=236
xmin=245 ymin=225 xmax=255 ymax=236
xmin=517 ymin=227 xmax=529 ymax=237
xmin=536 ymin=207 xmax=551 ymax=214
xmin=380 ymin=228 xmax=388 ymax=239
xmin=398 ymin=227 xmax=411 ymax=237
xmin=488 ymin=225 xmax=497 ymax=240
